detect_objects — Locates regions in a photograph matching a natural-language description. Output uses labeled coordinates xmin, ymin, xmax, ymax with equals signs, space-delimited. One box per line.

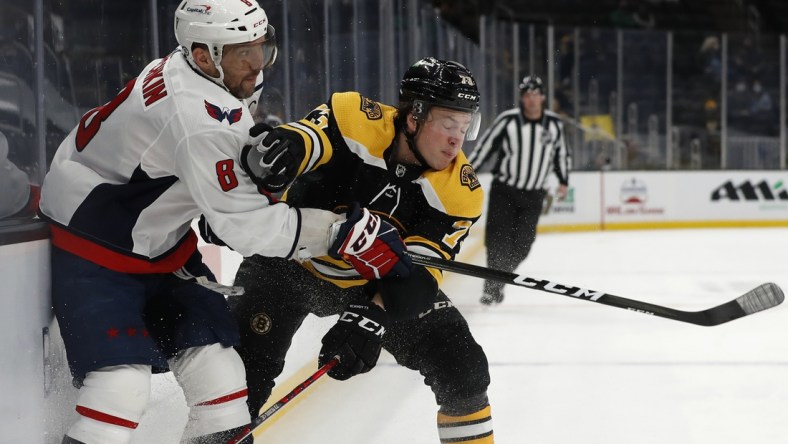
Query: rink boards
xmin=534 ymin=170 xmax=788 ymax=231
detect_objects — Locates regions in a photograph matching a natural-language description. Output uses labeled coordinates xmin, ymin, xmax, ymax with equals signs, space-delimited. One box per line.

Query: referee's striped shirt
xmin=468 ymin=108 xmax=571 ymax=190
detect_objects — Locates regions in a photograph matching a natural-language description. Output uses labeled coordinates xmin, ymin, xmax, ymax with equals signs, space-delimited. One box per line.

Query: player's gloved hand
xmin=172 ymin=251 xmax=244 ymax=296
xmin=240 ymin=122 xmax=305 ymax=193
xmin=197 ymin=215 xmax=227 ymax=247
xmin=319 ymin=301 xmax=390 ymax=380
xmin=328 ymin=203 xmax=413 ymax=280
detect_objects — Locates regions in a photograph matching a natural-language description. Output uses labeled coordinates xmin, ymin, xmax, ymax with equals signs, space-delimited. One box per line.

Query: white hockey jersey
xmin=40 ymin=51 xmax=308 ymax=273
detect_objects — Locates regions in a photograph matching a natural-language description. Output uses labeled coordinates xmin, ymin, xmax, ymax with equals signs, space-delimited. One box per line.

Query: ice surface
xmin=109 ymin=227 xmax=788 ymax=443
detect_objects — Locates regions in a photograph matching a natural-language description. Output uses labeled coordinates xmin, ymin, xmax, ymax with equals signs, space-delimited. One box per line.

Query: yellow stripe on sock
xmin=437 ymin=405 xmax=492 ymax=425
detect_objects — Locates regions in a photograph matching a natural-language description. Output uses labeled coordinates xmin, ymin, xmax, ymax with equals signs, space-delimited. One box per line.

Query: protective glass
xmin=230 ymin=24 xmax=278 ymax=69
xmin=428 ymin=109 xmax=482 ymax=141
xmin=467 ymin=112 xmax=481 ymax=140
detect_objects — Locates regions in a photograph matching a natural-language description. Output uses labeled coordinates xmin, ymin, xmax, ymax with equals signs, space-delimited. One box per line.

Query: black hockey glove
xmin=240 ymin=122 xmax=306 ymax=193
xmin=319 ymin=301 xmax=390 ymax=381
xmin=171 ymin=250 xmax=244 ymax=296
xmin=328 ymin=203 xmax=413 ymax=280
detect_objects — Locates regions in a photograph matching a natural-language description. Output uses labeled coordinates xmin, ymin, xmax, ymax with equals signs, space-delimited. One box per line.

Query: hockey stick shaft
xmin=226 ymin=358 xmax=339 ymax=444
xmin=408 ymin=252 xmax=784 ymax=326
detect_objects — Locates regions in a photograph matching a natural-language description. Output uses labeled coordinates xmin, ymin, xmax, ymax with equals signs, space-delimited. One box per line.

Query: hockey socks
xmin=63 ymin=365 xmax=151 ymax=444
xmin=437 ymin=404 xmax=494 ymax=443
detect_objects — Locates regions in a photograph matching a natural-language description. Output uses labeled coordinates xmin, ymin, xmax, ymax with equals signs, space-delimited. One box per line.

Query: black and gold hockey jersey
xmin=280 ymin=92 xmax=483 ymax=288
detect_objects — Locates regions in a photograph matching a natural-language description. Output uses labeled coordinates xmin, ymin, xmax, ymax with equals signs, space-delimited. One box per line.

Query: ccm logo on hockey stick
xmin=418 ymin=300 xmax=454 ymax=319
xmin=513 ymin=276 xmax=605 ymax=301
xmin=338 ymin=311 xmax=386 ymax=337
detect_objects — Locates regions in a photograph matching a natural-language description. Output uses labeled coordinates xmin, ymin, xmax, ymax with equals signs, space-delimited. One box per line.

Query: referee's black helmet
xmin=519 ymin=75 xmax=544 ymax=94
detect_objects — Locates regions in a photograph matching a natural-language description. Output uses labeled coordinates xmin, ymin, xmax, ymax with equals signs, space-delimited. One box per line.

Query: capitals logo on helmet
xmin=185 ymin=4 xmax=211 ymax=14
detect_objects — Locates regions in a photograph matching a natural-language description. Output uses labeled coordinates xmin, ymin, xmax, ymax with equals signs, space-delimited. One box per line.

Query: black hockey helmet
xmin=399 ymin=57 xmax=481 ymax=140
xmin=519 ymin=75 xmax=544 ymax=94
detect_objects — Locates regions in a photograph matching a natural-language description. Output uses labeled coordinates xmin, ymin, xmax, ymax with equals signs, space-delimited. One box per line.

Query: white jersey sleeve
xmin=171 ymin=124 xmax=304 ymax=258
xmin=40 ymin=51 xmax=338 ymax=272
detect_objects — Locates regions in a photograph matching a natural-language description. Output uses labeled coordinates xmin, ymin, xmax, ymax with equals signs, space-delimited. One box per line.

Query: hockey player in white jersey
xmin=38 ymin=1 xmax=411 ymax=443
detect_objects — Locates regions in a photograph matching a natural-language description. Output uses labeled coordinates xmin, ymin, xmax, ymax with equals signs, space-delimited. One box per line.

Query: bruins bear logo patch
xmin=360 ymin=96 xmax=382 ymax=120
xmin=460 ymin=164 xmax=480 ymax=191
xmin=250 ymin=312 xmax=273 ymax=335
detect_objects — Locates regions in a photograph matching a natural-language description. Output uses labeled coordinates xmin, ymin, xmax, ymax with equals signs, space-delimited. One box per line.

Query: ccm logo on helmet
xmin=253 ymin=19 xmax=265 ymax=28
xmin=457 ymin=93 xmax=477 ymax=100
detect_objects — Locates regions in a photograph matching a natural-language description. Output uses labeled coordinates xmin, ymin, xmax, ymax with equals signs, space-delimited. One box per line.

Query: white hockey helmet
xmin=174 ymin=0 xmax=277 ymax=71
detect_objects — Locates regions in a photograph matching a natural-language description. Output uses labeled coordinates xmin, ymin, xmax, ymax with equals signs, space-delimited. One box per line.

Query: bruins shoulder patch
xmin=360 ymin=95 xmax=382 ymax=120
xmin=460 ymin=164 xmax=480 ymax=191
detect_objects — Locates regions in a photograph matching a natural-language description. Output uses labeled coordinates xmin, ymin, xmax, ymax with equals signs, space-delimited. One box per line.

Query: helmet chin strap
xmin=209 ymin=65 xmax=229 ymax=92
xmin=404 ymin=126 xmax=430 ymax=168
xmin=182 ymin=46 xmax=230 ymax=93
xmin=206 ymin=50 xmax=230 ymax=93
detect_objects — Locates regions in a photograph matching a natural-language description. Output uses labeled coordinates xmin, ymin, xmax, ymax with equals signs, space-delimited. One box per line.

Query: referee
xmin=468 ymin=75 xmax=571 ymax=305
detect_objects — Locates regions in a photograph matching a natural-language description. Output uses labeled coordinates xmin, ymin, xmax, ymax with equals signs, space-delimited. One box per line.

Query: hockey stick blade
xmin=735 ymin=282 xmax=784 ymax=315
xmin=225 ymin=358 xmax=339 ymax=444
xmin=407 ymin=252 xmax=784 ymax=326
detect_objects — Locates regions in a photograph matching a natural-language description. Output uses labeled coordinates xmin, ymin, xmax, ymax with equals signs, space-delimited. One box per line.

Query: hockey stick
xmin=225 ymin=358 xmax=339 ymax=444
xmin=408 ymin=252 xmax=784 ymax=326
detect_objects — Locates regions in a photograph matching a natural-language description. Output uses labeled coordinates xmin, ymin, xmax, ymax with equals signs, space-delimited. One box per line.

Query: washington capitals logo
xmin=204 ymin=100 xmax=242 ymax=125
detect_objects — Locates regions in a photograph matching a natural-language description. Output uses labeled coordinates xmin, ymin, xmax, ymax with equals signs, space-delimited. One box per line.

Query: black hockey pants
xmin=228 ymin=256 xmax=490 ymax=417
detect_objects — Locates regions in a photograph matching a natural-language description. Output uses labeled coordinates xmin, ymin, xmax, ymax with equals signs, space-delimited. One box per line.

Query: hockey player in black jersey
xmin=230 ymin=57 xmax=494 ymax=442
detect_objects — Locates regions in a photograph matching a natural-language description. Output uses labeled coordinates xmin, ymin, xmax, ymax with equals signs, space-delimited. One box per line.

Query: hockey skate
xmin=480 ymin=291 xmax=503 ymax=305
